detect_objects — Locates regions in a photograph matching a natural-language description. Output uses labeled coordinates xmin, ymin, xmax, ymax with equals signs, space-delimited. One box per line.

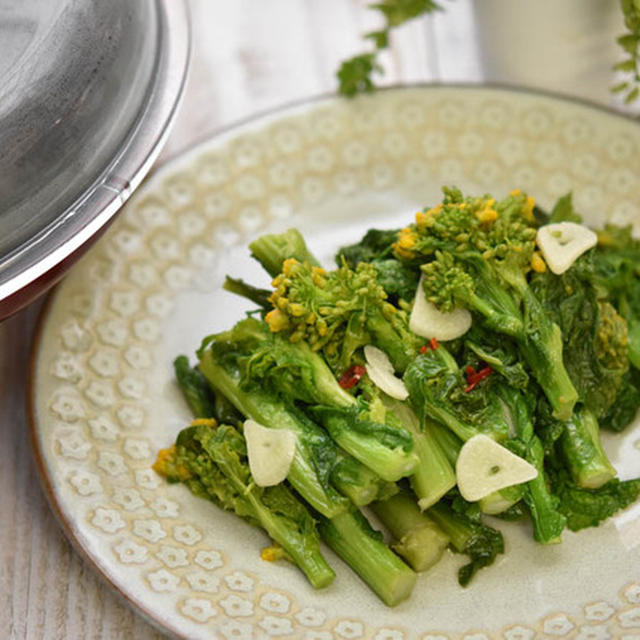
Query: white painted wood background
xmin=0 ymin=1 xmax=625 ymax=637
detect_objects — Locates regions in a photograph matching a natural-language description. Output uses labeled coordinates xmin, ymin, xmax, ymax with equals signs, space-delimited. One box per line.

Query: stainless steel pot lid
xmin=0 ymin=0 xmax=190 ymax=317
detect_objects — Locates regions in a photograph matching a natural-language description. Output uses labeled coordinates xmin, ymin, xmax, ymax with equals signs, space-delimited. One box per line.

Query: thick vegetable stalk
xmin=496 ymin=385 xmax=566 ymax=544
xmin=429 ymin=418 xmax=523 ymax=516
xmin=310 ymin=404 xmax=418 ymax=482
xmin=560 ymin=406 xmax=617 ymax=489
xmin=155 ymin=423 xmax=335 ymax=589
xmin=318 ymin=509 xmax=416 ymax=606
xmin=249 ymin=227 xmax=321 ymax=277
xmin=330 ymin=453 xmax=398 ymax=506
xmin=371 ymin=491 xmax=450 ymax=572
xmin=515 ymin=284 xmax=579 ymax=421
xmin=382 ymin=396 xmax=456 ymax=510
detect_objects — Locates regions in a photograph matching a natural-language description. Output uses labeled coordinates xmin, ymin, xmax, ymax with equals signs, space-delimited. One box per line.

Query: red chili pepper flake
xmin=464 ymin=364 xmax=492 ymax=392
xmin=338 ymin=364 xmax=366 ymax=389
xmin=473 ymin=366 xmax=493 ymax=382
xmin=420 ymin=337 xmax=440 ymax=354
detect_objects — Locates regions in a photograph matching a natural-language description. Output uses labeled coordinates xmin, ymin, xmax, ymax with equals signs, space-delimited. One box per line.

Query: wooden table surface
xmin=0 ymin=1 xmax=625 ymax=637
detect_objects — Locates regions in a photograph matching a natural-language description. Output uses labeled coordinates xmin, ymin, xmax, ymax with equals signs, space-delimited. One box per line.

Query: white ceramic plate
xmin=30 ymin=86 xmax=640 ymax=640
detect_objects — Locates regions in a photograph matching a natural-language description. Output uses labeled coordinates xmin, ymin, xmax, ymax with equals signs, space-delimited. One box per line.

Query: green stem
xmin=518 ymin=287 xmax=578 ymax=421
xmin=243 ymin=484 xmax=336 ymax=588
xmin=478 ymin=485 xmax=524 ymax=516
xmin=561 ymin=406 xmax=617 ymax=489
xmin=523 ymin=437 xmax=566 ymax=543
xmin=382 ymin=398 xmax=456 ymax=509
xmin=430 ymin=420 xmax=462 ymax=465
xmin=223 ymin=276 xmax=272 ymax=309
xmin=249 ymin=228 xmax=321 ymax=277
xmin=319 ymin=510 xmax=416 ymax=606
xmin=371 ymin=491 xmax=450 ymax=572
xmin=427 ymin=502 xmax=472 ymax=552
xmin=318 ymin=410 xmax=419 ymax=482
xmin=330 ymin=453 xmax=398 ymax=506
xmin=496 ymin=385 xmax=566 ymax=542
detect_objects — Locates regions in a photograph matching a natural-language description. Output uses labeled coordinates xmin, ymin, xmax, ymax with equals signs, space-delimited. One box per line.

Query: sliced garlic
xmin=363 ymin=345 xmax=409 ymax=400
xmin=455 ymin=434 xmax=538 ymax=502
xmin=244 ymin=419 xmax=296 ymax=487
xmin=410 ymin=275 xmax=471 ymax=341
xmin=536 ymin=222 xmax=597 ymax=275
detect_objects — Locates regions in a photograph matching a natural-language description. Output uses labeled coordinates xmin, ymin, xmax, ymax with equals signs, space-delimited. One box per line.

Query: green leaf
xmin=337 ymin=53 xmax=382 ymax=98
xmin=613 ymin=58 xmax=638 ymax=72
xmin=173 ymin=355 xmax=217 ymax=419
xmin=337 ymin=0 xmax=441 ymax=96
xmin=365 ymin=29 xmax=390 ymax=49
xmin=625 ymin=86 xmax=640 ymax=103
xmin=612 ymin=81 xmax=630 ymax=93
xmin=370 ymin=0 xmax=441 ymax=27
xmin=617 ymin=33 xmax=640 ymax=54
xmin=550 ymin=468 xmax=640 ymax=531
xmin=548 ymin=192 xmax=582 ymax=224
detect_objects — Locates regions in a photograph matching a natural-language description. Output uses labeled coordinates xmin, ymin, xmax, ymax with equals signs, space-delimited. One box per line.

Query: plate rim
xmin=27 ymin=81 xmax=640 ymax=639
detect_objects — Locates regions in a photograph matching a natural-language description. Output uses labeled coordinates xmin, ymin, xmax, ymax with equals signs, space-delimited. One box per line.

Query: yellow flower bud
xmin=531 ymin=252 xmax=547 ymax=273
xmin=282 ymin=258 xmax=299 ymax=277
xmin=265 ymin=309 xmax=290 ymax=332
xmin=476 ymin=208 xmax=498 ymax=224
xmin=415 ymin=204 xmax=442 ymax=229
xmin=190 ymin=418 xmax=218 ymax=428
xmin=522 ymin=195 xmax=535 ymax=222
xmin=288 ymin=303 xmax=306 ymax=317
xmin=311 ymin=266 xmax=327 ymax=287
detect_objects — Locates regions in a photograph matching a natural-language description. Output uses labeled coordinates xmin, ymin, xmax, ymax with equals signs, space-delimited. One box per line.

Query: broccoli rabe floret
xmin=594 ymin=223 xmax=640 ymax=370
xmin=265 ymin=258 xmax=420 ymax=373
xmin=395 ymin=187 xmax=578 ymax=420
xmin=214 ymin=317 xmax=419 ymax=483
xmin=530 ymin=253 xmax=630 ymax=420
xmin=154 ymin=422 xmax=335 ymax=588
xmin=337 ymin=228 xmax=419 ymax=303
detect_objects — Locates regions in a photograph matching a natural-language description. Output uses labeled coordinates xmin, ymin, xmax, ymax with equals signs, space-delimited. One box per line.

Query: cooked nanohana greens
xmin=154 ymin=187 xmax=640 ymax=607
